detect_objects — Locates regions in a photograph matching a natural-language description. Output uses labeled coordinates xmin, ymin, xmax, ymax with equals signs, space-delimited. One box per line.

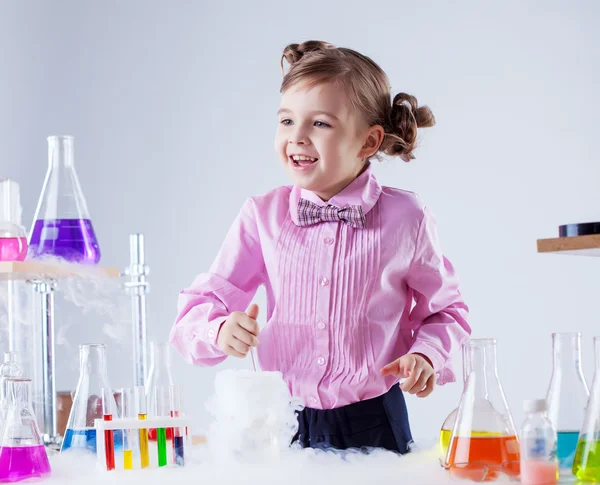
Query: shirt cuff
xmin=186 ymin=317 xmax=226 ymax=348
xmin=408 ymin=341 xmax=455 ymax=386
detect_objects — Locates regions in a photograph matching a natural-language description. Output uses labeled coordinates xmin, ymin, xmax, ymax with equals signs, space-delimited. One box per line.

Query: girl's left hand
xmin=380 ymin=353 xmax=436 ymax=398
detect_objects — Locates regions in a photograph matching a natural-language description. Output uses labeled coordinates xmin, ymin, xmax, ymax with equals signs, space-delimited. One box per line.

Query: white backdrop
xmin=1 ymin=0 xmax=599 ymax=440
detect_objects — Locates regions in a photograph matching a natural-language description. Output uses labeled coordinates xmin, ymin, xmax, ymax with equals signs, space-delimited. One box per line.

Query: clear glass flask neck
xmin=6 ymin=379 xmax=31 ymax=410
xmin=47 ymin=136 xmax=75 ymax=169
xmin=78 ymin=344 xmax=109 ymax=381
xmin=550 ymin=333 xmax=586 ymax=380
xmin=461 ymin=342 xmax=470 ymax=383
xmin=467 ymin=339 xmax=499 ymax=396
xmin=147 ymin=342 xmax=174 ymax=383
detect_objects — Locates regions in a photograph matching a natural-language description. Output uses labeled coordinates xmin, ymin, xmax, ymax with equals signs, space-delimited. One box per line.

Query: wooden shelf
xmin=0 ymin=261 xmax=120 ymax=281
xmin=537 ymin=234 xmax=600 ymax=257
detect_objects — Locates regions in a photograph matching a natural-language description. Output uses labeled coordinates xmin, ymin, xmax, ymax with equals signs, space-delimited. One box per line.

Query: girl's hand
xmin=380 ymin=353 xmax=436 ymax=398
xmin=217 ymin=303 xmax=260 ymax=358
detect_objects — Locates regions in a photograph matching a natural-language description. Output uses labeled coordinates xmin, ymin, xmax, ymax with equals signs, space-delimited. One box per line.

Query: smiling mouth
xmin=290 ymin=155 xmax=319 ymax=167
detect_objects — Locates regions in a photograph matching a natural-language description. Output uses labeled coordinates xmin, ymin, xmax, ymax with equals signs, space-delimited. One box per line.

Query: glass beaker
xmin=0 ymin=352 xmax=24 ymax=429
xmin=546 ymin=332 xmax=589 ymax=475
xmin=61 ymin=343 xmax=120 ymax=453
xmin=28 ymin=135 xmax=101 ymax=264
xmin=146 ymin=342 xmax=175 ymax=441
xmin=572 ymin=336 xmax=600 ymax=482
xmin=440 ymin=340 xmax=471 ymax=457
xmin=0 ymin=378 xmax=51 ymax=482
xmin=0 ymin=179 xmax=28 ymax=262
xmin=444 ymin=338 xmax=521 ymax=482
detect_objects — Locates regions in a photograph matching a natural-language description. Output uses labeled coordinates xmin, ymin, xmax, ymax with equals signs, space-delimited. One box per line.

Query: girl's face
xmin=275 ymin=81 xmax=380 ymax=201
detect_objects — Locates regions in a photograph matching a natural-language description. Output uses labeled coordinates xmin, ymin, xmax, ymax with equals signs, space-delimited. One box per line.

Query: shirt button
xmin=188 ymin=334 xmax=195 ymax=341
xmin=324 ymin=237 xmax=334 ymax=245
xmin=207 ymin=329 xmax=216 ymax=339
xmin=309 ymin=397 xmax=318 ymax=405
xmin=320 ymin=277 xmax=329 ymax=287
xmin=317 ymin=357 xmax=325 ymax=366
xmin=317 ymin=321 xmax=326 ymax=330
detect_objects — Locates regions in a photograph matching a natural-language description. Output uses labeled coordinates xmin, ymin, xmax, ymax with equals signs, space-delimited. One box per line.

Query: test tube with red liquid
xmin=102 ymin=388 xmax=115 ymax=471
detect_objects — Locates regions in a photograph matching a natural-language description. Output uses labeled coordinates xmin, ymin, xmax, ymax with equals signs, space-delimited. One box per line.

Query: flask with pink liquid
xmin=0 ymin=179 xmax=28 ymax=262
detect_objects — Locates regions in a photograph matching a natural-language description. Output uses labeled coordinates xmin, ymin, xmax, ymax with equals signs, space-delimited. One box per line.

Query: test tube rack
xmin=94 ymin=416 xmax=191 ymax=471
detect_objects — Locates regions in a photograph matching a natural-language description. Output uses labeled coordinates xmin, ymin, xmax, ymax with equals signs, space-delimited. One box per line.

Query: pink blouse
xmin=169 ymin=164 xmax=470 ymax=409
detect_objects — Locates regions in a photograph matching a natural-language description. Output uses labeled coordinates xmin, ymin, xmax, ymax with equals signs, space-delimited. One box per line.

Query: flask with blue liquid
xmin=61 ymin=344 xmax=121 ymax=453
xmin=546 ymin=332 xmax=589 ymax=477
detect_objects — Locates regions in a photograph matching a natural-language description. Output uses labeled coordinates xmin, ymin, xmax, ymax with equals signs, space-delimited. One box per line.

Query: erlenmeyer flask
xmin=572 ymin=336 xmax=600 ymax=482
xmin=0 ymin=378 xmax=51 ymax=482
xmin=0 ymin=179 xmax=28 ymax=262
xmin=440 ymin=341 xmax=471 ymax=457
xmin=28 ymin=135 xmax=101 ymax=264
xmin=0 ymin=352 xmax=24 ymax=427
xmin=61 ymin=344 xmax=120 ymax=453
xmin=445 ymin=338 xmax=520 ymax=482
xmin=546 ymin=332 xmax=589 ymax=476
xmin=146 ymin=342 xmax=175 ymax=441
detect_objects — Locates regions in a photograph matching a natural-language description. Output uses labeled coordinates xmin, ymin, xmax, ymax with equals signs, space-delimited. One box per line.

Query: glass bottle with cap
xmin=520 ymin=398 xmax=558 ymax=485
xmin=0 ymin=179 xmax=28 ymax=261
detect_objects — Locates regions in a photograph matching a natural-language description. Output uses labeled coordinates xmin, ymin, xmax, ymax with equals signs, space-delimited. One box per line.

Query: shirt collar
xmin=289 ymin=163 xmax=382 ymax=226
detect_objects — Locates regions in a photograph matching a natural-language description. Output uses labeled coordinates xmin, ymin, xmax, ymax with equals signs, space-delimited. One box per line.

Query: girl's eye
xmin=280 ymin=119 xmax=293 ymax=125
xmin=314 ymin=121 xmax=331 ymax=128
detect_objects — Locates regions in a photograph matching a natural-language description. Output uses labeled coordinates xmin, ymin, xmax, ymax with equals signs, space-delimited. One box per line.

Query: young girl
xmin=170 ymin=40 xmax=471 ymax=453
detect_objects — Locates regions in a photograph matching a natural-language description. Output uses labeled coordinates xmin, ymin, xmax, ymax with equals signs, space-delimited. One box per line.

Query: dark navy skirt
xmin=293 ymin=384 xmax=413 ymax=453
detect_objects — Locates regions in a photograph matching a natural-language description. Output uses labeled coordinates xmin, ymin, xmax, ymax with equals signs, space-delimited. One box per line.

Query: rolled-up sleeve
xmin=406 ymin=206 xmax=471 ymax=385
xmin=169 ymin=199 xmax=266 ymax=366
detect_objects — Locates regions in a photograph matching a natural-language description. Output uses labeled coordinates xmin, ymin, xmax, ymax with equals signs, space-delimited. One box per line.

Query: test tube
xmin=169 ymin=384 xmax=184 ymax=466
xmin=154 ymin=386 xmax=169 ymax=467
xmin=102 ymin=388 xmax=115 ymax=471
xmin=121 ymin=388 xmax=133 ymax=470
xmin=135 ymin=386 xmax=150 ymax=468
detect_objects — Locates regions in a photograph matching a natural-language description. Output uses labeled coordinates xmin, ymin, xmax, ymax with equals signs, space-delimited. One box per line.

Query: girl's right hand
xmin=217 ymin=303 xmax=260 ymax=358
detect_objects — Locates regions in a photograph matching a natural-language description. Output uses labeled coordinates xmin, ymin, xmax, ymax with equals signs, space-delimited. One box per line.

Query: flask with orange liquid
xmin=444 ymin=338 xmax=521 ymax=482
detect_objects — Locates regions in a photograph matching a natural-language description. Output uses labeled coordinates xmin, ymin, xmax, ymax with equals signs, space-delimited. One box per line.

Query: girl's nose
xmin=289 ymin=127 xmax=310 ymax=145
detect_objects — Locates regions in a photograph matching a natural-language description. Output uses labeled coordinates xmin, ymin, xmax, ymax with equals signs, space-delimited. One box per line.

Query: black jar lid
xmin=559 ymin=222 xmax=600 ymax=237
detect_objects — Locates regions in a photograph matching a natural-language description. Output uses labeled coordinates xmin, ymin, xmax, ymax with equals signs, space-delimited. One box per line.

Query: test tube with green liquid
xmin=154 ymin=386 xmax=169 ymax=467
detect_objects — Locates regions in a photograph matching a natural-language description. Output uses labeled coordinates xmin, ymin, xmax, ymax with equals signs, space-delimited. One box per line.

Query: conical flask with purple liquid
xmin=0 ymin=378 xmax=51 ymax=482
xmin=28 ymin=136 xmax=100 ymax=264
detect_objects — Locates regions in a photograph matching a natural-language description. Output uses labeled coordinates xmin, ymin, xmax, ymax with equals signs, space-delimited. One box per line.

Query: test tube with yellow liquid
xmin=135 ymin=386 xmax=150 ymax=468
xmin=120 ymin=388 xmax=134 ymax=470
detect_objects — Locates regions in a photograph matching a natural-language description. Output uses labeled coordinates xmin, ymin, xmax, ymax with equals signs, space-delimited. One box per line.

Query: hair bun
xmin=281 ymin=41 xmax=335 ymax=69
xmin=382 ymin=93 xmax=435 ymax=161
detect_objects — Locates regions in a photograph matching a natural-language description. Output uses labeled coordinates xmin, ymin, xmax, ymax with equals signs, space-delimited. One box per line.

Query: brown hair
xmin=280 ymin=40 xmax=435 ymax=162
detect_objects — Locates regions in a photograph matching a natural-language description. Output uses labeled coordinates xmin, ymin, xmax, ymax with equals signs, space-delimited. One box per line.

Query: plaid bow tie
xmin=296 ymin=198 xmax=366 ymax=229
